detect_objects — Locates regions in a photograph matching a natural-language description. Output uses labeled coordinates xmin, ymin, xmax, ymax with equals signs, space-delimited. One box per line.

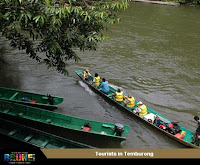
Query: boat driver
xmin=191 ymin=116 xmax=200 ymax=146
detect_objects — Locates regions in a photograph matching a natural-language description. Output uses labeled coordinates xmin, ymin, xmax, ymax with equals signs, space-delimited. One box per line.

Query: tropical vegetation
xmin=0 ymin=0 xmax=130 ymax=74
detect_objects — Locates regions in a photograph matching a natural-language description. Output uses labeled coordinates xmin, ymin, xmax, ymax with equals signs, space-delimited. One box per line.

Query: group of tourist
xmin=83 ymin=69 xmax=147 ymax=117
xmin=83 ymin=69 xmax=200 ymax=147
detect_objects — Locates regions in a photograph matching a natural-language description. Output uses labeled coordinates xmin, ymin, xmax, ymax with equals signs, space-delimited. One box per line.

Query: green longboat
xmin=0 ymin=118 xmax=94 ymax=148
xmin=0 ymin=100 xmax=130 ymax=146
xmin=75 ymin=69 xmax=200 ymax=149
xmin=0 ymin=87 xmax=64 ymax=111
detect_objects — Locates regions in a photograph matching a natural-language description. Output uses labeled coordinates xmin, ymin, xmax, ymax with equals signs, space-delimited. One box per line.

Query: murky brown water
xmin=0 ymin=2 xmax=200 ymax=148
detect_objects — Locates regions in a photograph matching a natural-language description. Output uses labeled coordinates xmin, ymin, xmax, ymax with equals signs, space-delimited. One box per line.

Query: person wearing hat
xmin=133 ymin=101 xmax=148 ymax=117
xmin=84 ymin=69 xmax=91 ymax=81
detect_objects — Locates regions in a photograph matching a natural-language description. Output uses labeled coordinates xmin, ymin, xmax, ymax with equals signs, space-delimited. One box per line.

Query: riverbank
xmin=133 ymin=0 xmax=180 ymax=6
xmin=133 ymin=0 xmax=200 ymax=6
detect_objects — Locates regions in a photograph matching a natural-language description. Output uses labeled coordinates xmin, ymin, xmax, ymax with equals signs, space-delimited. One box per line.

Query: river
xmin=0 ymin=2 xmax=200 ymax=148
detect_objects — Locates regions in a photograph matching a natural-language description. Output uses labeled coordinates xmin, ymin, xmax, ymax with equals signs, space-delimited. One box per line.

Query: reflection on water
xmin=0 ymin=2 xmax=200 ymax=148
xmin=0 ymin=44 xmax=21 ymax=89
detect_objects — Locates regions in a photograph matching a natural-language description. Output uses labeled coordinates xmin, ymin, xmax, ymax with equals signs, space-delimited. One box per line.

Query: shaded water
xmin=0 ymin=2 xmax=200 ymax=148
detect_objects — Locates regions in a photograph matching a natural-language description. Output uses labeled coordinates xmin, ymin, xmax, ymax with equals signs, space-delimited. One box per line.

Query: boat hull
xmin=75 ymin=70 xmax=199 ymax=149
xmin=0 ymin=100 xmax=130 ymax=148
xmin=0 ymin=118 xmax=94 ymax=148
xmin=0 ymin=112 xmax=126 ymax=148
xmin=0 ymin=87 xmax=64 ymax=111
xmin=0 ymin=98 xmax=57 ymax=111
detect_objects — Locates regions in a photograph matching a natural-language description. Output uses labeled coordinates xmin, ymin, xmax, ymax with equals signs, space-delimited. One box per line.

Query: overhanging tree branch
xmin=0 ymin=0 xmax=130 ymax=75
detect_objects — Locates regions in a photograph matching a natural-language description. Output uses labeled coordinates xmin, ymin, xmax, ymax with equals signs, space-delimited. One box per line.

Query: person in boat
xmin=191 ymin=116 xmax=200 ymax=146
xmin=92 ymin=73 xmax=100 ymax=87
xmin=124 ymin=93 xmax=135 ymax=109
xmin=100 ymin=78 xmax=109 ymax=94
xmin=84 ymin=69 xmax=91 ymax=81
xmin=153 ymin=115 xmax=161 ymax=126
xmin=112 ymin=88 xmax=124 ymax=102
xmin=133 ymin=101 xmax=148 ymax=117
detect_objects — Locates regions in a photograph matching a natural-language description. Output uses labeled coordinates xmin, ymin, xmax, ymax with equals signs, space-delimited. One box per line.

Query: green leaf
xmin=65 ymin=6 xmax=71 ymax=14
xmin=45 ymin=0 xmax=50 ymax=7
xmin=4 ymin=12 xmax=11 ymax=20
xmin=18 ymin=0 xmax=23 ymax=4
xmin=40 ymin=16 xmax=44 ymax=26
xmin=19 ymin=13 xmax=24 ymax=22
xmin=59 ymin=8 xmax=62 ymax=19
xmin=26 ymin=11 xmax=32 ymax=20
xmin=72 ymin=18 xmax=76 ymax=24
xmin=0 ymin=0 xmax=131 ymax=75
xmin=33 ymin=15 xmax=41 ymax=23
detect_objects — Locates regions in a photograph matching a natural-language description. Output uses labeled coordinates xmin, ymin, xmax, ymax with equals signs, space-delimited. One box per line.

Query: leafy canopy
xmin=0 ymin=0 xmax=130 ymax=74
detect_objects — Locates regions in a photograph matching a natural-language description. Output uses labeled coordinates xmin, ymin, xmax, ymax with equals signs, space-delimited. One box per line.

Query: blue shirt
xmin=100 ymin=81 xmax=109 ymax=93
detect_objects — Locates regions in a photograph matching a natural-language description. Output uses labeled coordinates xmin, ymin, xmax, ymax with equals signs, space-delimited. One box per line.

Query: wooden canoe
xmin=0 ymin=118 xmax=95 ymax=148
xmin=75 ymin=69 xmax=200 ymax=149
xmin=0 ymin=100 xmax=130 ymax=147
xmin=0 ymin=87 xmax=64 ymax=111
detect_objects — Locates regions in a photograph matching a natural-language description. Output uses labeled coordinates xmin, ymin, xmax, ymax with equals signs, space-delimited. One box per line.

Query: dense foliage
xmin=0 ymin=0 xmax=130 ymax=74
xmin=163 ymin=0 xmax=200 ymax=5
xmin=180 ymin=0 xmax=200 ymax=4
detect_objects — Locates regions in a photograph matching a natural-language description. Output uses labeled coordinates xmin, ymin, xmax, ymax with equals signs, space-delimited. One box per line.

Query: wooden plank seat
xmin=9 ymin=92 xmax=19 ymax=100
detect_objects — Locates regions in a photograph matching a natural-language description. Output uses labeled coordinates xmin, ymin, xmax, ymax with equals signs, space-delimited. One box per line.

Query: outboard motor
xmin=47 ymin=94 xmax=55 ymax=105
xmin=171 ymin=121 xmax=182 ymax=133
xmin=165 ymin=123 xmax=176 ymax=135
xmin=114 ymin=123 xmax=124 ymax=136
xmin=165 ymin=121 xmax=182 ymax=135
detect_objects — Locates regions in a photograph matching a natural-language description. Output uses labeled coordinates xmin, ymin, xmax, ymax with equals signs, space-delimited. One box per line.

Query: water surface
xmin=0 ymin=2 xmax=200 ymax=148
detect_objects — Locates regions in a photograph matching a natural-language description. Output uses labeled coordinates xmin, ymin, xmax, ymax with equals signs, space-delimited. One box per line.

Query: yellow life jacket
xmin=139 ymin=104 xmax=148 ymax=116
xmin=94 ymin=76 xmax=100 ymax=85
xmin=115 ymin=91 xmax=123 ymax=102
xmin=127 ymin=97 xmax=135 ymax=108
xmin=84 ymin=71 xmax=89 ymax=79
